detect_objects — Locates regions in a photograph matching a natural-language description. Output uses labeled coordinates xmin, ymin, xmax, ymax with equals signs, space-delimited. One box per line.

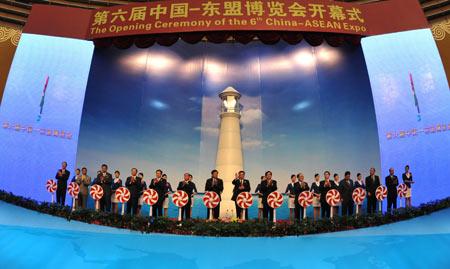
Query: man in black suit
xmin=339 ymin=171 xmax=354 ymax=216
xmin=365 ymin=167 xmax=381 ymax=214
xmin=149 ymin=169 xmax=166 ymax=217
xmin=232 ymin=170 xmax=251 ymax=219
xmin=204 ymin=169 xmax=224 ymax=219
xmin=261 ymin=171 xmax=278 ymax=222
xmin=55 ymin=161 xmax=70 ymax=205
xmin=319 ymin=171 xmax=338 ymax=218
xmin=385 ymin=167 xmax=399 ymax=213
xmin=294 ymin=173 xmax=309 ymax=221
xmin=93 ymin=164 xmax=113 ymax=212
xmin=125 ymin=168 xmax=141 ymax=215
xmin=177 ymin=173 xmax=197 ymax=220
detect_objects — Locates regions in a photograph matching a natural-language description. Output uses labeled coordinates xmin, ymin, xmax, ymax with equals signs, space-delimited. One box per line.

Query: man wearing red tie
xmin=204 ymin=169 xmax=224 ymax=219
xmin=150 ymin=169 xmax=166 ymax=217
xmin=232 ymin=171 xmax=251 ymax=219
xmin=93 ymin=164 xmax=113 ymax=212
xmin=261 ymin=171 xmax=278 ymax=222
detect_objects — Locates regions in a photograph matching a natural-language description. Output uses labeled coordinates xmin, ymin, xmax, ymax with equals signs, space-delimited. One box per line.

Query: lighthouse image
xmin=215 ymin=86 xmax=244 ymax=218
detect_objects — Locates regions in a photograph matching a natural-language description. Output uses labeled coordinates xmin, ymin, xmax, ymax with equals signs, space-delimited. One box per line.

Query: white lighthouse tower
xmin=215 ymin=86 xmax=244 ymax=218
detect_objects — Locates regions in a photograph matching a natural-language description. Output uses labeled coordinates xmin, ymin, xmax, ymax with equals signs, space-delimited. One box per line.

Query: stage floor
xmin=1 ymin=201 xmax=449 ymax=268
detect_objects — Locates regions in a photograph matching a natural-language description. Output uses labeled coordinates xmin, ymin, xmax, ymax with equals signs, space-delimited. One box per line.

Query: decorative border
xmin=431 ymin=19 xmax=450 ymax=41
xmin=0 ymin=26 xmax=22 ymax=46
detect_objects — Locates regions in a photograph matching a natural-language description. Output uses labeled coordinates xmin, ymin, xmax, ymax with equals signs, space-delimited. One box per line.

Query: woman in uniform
xmin=310 ymin=173 xmax=321 ymax=220
xmin=111 ymin=170 xmax=122 ymax=214
xmin=285 ymin=175 xmax=297 ymax=221
xmin=402 ymin=165 xmax=415 ymax=208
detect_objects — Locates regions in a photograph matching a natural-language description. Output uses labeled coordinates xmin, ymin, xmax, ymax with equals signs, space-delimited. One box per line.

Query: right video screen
xmin=362 ymin=29 xmax=450 ymax=205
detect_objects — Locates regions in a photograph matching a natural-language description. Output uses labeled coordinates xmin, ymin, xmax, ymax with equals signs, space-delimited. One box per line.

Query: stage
xmin=0 ymin=1 xmax=450 ymax=268
xmin=1 ymin=201 xmax=449 ymax=268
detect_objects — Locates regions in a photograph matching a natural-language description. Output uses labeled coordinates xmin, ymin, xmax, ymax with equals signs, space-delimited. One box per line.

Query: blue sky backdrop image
xmin=76 ymin=40 xmax=380 ymax=190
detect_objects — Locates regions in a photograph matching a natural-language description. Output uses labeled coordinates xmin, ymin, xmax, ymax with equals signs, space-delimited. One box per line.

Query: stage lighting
xmin=260 ymin=56 xmax=293 ymax=73
xmin=316 ymin=47 xmax=340 ymax=65
xmin=147 ymin=52 xmax=177 ymax=72
xmin=119 ymin=52 xmax=147 ymax=73
xmin=203 ymin=59 xmax=229 ymax=84
xmin=292 ymin=49 xmax=316 ymax=70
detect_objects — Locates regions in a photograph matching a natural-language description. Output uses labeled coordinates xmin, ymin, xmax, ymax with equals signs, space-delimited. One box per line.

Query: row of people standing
xmin=68 ymin=165 xmax=202 ymax=219
xmin=64 ymin=164 xmax=172 ymax=216
xmin=278 ymin=166 xmax=415 ymax=221
xmin=55 ymin=162 xmax=414 ymax=220
xmin=55 ymin=162 xmax=217 ymax=220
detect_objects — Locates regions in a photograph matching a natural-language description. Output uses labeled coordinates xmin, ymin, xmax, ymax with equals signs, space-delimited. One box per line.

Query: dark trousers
xmin=321 ymin=202 xmax=330 ymax=218
xmin=152 ymin=203 xmax=163 ymax=217
xmin=294 ymin=204 xmax=305 ymax=221
xmin=56 ymin=183 xmax=67 ymax=205
xmin=341 ymin=201 xmax=354 ymax=216
xmin=235 ymin=202 xmax=248 ymax=219
xmin=126 ymin=196 xmax=139 ymax=215
xmin=206 ymin=204 xmax=220 ymax=219
xmin=181 ymin=201 xmax=192 ymax=220
xmin=100 ymin=191 xmax=111 ymax=212
xmin=262 ymin=202 xmax=274 ymax=222
xmin=367 ymin=195 xmax=377 ymax=214
xmin=387 ymin=194 xmax=397 ymax=213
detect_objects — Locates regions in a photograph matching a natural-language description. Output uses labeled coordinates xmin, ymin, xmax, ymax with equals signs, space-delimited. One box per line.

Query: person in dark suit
xmin=355 ymin=173 xmax=365 ymax=189
xmin=354 ymin=173 xmax=365 ymax=215
xmin=339 ymin=171 xmax=354 ymax=216
xmin=149 ymin=169 xmax=167 ymax=217
xmin=319 ymin=171 xmax=337 ymax=218
xmin=125 ymin=168 xmax=141 ymax=215
xmin=188 ymin=174 xmax=198 ymax=210
xmin=204 ymin=169 xmax=224 ymax=219
xmin=284 ymin=175 xmax=296 ymax=221
xmin=137 ymin=172 xmax=146 ymax=215
xmin=71 ymin=168 xmax=81 ymax=183
xmin=294 ymin=173 xmax=309 ymax=221
xmin=332 ymin=173 xmax=341 ymax=217
xmin=255 ymin=176 xmax=265 ymax=221
xmin=55 ymin=161 xmax=70 ymax=205
xmin=162 ymin=174 xmax=173 ymax=217
xmin=70 ymin=168 xmax=81 ymax=209
xmin=385 ymin=167 xmax=399 ymax=213
xmin=93 ymin=164 xmax=113 ymax=212
xmin=365 ymin=167 xmax=381 ymax=214
xmin=260 ymin=171 xmax=277 ymax=222
xmin=177 ymin=173 xmax=197 ymax=220
xmin=232 ymin=171 xmax=251 ymax=219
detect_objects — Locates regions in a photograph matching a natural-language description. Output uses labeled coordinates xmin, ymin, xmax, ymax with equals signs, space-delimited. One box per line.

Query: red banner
xmin=23 ymin=0 xmax=429 ymax=41
xmin=88 ymin=0 xmax=369 ymax=39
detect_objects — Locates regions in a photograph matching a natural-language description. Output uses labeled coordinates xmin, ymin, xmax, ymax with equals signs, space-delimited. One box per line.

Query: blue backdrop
xmin=75 ymin=39 xmax=380 ymax=217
